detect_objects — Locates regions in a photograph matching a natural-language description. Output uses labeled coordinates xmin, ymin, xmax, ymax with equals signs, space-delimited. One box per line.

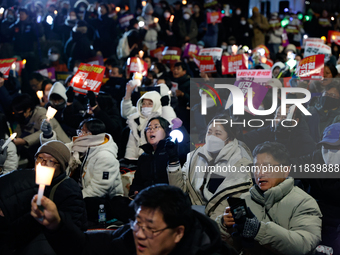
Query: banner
xmin=86 ymin=56 xmax=104 ymax=66
xmin=150 ymin=47 xmax=165 ymax=61
xmin=328 ymin=30 xmax=340 ymax=46
xmin=302 ymin=37 xmax=324 ymax=48
xmin=182 ymin=44 xmax=200 ymax=58
xmin=252 ymin=45 xmax=270 ymax=58
xmin=207 ymin=12 xmax=222 ymax=24
xmin=295 ymin=55 xmax=324 ymax=80
xmin=127 ymin=57 xmax=148 ymax=76
xmin=236 ymin=69 xmax=272 ymax=86
xmin=55 ymin=71 xmax=73 ymax=81
xmin=282 ymin=29 xmax=289 ymax=47
xmin=71 ymin=63 xmax=106 ymax=95
xmin=0 ymin=58 xmax=16 ymax=77
xmin=199 ymin=47 xmax=223 ymax=62
xmin=161 ymin=47 xmax=182 ymax=64
xmin=37 ymin=67 xmax=56 ymax=81
xmin=204 ymin=0 xmax=218 ymax=8
xmin=304 ymin=42 xmax=331 ymax=61
xmin=221 ymin=54 xmax=247 ymax=74
xmin=119 ymin=14 xmax=134 ymax=29
xmin=193 ymin=55 xmax=216 ymax=73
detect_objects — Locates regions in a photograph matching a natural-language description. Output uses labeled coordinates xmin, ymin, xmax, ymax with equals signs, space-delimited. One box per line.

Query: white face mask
xmin=206 ymin=135 xmax=228 ymax=153
xmin=221 ymin=45 xmax=227 ymax=50
xmin=236 ymin=10 xmax=241 ymax=15
xmin=141 ymin=107 xmax=153 ymax=116
xmin=206 ymin=97 xmax=215 ymax=108
xmin=240 ymin=20 xmax=246 ymax=25
xmin=183 ymin=13 xmax=190 ymax=20
xmin=73 ymin=67 xmax=78 ymax=73
xmin=49 ymin=54 xmax=59 ymax=62
xmin=322 ymin=147 xmax=340 ymax=164
xmin=164 ymin=12 xmax=170 ymax=19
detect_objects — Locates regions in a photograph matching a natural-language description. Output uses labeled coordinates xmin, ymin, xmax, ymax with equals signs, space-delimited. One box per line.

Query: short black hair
xmin=253 ymin=142 xmax=290 ymax=165
xmin=11 ymin=94 xmax=36 ymax=112
xmin=174 ymin=62 xmax=187 ymax=72
xmin=41 ymin=79 xmax=53 ymax=92
xmin=18 ymin=7 xmax=28 ymax=15
xmin=146 ymin=117 xmax=171 ymax=137
xmin=131 ymin=184 xmax=194 ymax=232
xmin=155 ymin=62 xmax=166 ymax=74
xmin=79 ymin=118 xmax=106 ymax=135
xmin=29 ymin=72 xmax=45 ymax=82
xmin=325 ymin=62 xmax=339 ymax=78
xmin=207 ymin=114 xmax=237 ymax=141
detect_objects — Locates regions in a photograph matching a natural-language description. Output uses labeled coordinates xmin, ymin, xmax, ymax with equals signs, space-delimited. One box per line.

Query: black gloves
xmin=164 ymin=137 xmax=179 ymax=164
xmin=41 ymin=119 xmax=53 ymax=138
xmin=0 ymin=139 xmax=8 ymax=168
xmin=86 ymin=91 xmax=97 ymax=108
xmin=66 ymin=86 xmax=74 ymax=103
xmin=233 ymin=207 xmax=260 ymax=240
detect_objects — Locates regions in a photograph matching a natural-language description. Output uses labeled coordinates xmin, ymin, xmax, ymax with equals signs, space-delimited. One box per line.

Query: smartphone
xmin=227 ymin=197 xmax=248 ymax=220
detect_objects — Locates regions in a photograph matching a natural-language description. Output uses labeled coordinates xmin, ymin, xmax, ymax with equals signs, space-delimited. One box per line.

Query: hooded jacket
xmin=43 ymin=209 xmax=238 ymax=255
xmin=216 ymin=178 xmax=322 ymax=255
xmin=48 ymin=82 xmax=67 ymax=103
xmin=168 ymin=139 xmax=253 ymax=220
xmin=121 ymin=91 xmax=176 ymax=159
xmin=2 ymin=141 xmax=18 ymax=175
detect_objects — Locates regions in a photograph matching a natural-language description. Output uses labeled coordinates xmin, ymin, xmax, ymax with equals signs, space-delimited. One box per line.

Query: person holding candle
xmin=0 ymin=140 xmax=87 ymax=253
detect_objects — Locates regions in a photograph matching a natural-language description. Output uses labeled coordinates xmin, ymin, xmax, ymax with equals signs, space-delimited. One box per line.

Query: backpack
xmin=116 ymin=30 xmax=133 ymax=59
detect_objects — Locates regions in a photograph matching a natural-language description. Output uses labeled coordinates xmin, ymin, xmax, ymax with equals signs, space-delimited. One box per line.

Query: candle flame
xmin=11 ymin=63 xmax=16 ymax=70
xmin=23 ymin=59 xmax=27 ymax=64
xmin=115 ymin=7 xmax=120 ymax=12
xmin=37 ymin=90 xmax=43 ymax=99
xmin=10 ymin=133 xmax=17 ymax=140
xmin=142 ymin=1 xmax=146 ymax=7
xmin=170 ymin=15 xmax=174 ymax=23
xmin=154 ymin=17 xmax=159 ymax=23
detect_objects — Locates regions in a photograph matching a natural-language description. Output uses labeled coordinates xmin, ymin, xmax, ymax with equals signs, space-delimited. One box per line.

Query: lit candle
xmin=182 ymin=0 xmax=187 ymax=5
xmin=139 ymin=50 xmax=144 ymax=59
xmin=133 ymin=72 xmax=143 ymax=81
xmin=154 ymin=17 xmax=159 ymax=23
xmin=22 ymin=59 xmax=26 ymax=69
xmin=36 ymin=90 xmax=43 ymax=103
xmin=35 ymin=163 xmax=55 ymax=205
xmin=115 ymin=7 xmax=120 ymax=12
xmin=142 ymin=1 xmax=146 ymax=7
xmin=1 ymin=133 xmax=17 ymax=150
xmin=11 ymin=63 xmax=16 ymax=78
xmin=54 ymin=10 xmax=58 ymax=15
xmin=170 ymin=15 xmax=174 ymax=23
xmin=46 ymin=106 xmax=57 ymax=121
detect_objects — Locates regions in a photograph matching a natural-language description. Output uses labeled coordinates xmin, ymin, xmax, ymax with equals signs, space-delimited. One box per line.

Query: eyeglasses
xmin=129 ymin=220 xmax=169 ymax=239
xmin=324 ymin=91 xmax=340 ymax=99
xmin=145 ymin=125 xmax=162 ymax=133
xmin=76 ymin=129 xmax=91 ymax=136
xmin=35 ymin=156 xmax=59 ymax=167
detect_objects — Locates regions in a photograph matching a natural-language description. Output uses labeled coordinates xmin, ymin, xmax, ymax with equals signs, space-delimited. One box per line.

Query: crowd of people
xmin=0 ymin=0 xmax=340 ymax=255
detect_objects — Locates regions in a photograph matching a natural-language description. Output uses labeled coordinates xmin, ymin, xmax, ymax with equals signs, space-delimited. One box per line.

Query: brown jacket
xmin=248 ymin=14 xmax=269 ymax=48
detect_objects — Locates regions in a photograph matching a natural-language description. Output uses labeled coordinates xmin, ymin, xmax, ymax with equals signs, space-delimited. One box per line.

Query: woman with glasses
xmin=168 ymin=114 xmax=253 ymax=220
xmin=307 ymin=80 xmax=340 ymax=143
xmin=128 ymin=117 xmax=179 ymax=197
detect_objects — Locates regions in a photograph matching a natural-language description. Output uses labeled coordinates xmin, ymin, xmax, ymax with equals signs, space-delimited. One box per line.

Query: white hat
xmin=266 ymin=78 xmax=283 ymax=88
xmin=285 ymin=44 xmax=296 ymax=53
xmin=271 ymin=62 xmax=285 ymax=72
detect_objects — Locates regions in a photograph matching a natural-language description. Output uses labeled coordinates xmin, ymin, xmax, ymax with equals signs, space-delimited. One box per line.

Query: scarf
xmin=69 ymin=134 xmax=105 ymax=172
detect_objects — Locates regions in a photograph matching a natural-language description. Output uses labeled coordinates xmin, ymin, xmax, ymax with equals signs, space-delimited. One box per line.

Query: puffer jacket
xmin=2 ymin=141 xmax=18 ymax=175
xmin=216 ymin=178 xmax=322 ymax=255
xmin=168 ymin=139 xmax=253 ymax=220
xmin=121 ymin=91 xmax=176 ymax=159
xmin=43 ymin=209 xmax=238 ymax=255
xmin=0 ymin=169 xmax=87 ymax=253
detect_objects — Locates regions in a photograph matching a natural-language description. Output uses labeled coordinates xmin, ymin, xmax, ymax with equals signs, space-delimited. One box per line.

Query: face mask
xmin=49 ymin=54 xmax=59 ymax=62
xmin=183 ymin=14 xmax=190 ymax=20
xmin=221 ymin=45 xmax=227 ymax=50
xmin=52 ymin=102 xmax=66 ymax=111
xmin=206 ymin=135 xmax=228 ymax=153
xmin=79 ymin=7 xmax=85 ymax=12
xmin=241 ymin=20 xmax=246 ymax=25
xmin=141 ymin=107 xmax=153 ymax=117
xmin=321 ymin=96 xmax=339 ymax=110
xmin=164 ymin=12 xmax=170 ymax=19
xmin=236 ymin=10 xmax=241 ymax=15
xmin=322 ymin=147 xmax=340 ymax=164
xmin=73 ymin=67 xmax=78 ymax=73
xmin=206 ymin=97 xmax=215 ymax=108
xmin=69 ymin=15 xmax=77 ymax=20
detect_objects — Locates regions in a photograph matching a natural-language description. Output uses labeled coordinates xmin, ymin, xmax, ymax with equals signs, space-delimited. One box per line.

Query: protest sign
xmin=86 ymin=56 xmax=104 ymax=66
xmin=221 ymin=54 xmax=247 ymax=74
xmin=71 ymin=63 xmax=106 ymax=94
xmin=193 ymin=55 xmax=216 ymax=73
xmin=304 ymin=42 xmax=330 ymax=61
xmin=328 ymin=30 xmax=340 ymax=46
xmin=253 ymin=45 xmax=270 ymax=58
xmin=302 ymin=37 xmax=324 ymax=48
xmin=127 ymin=57 xmax=148 ymax=76
xmin=37 ymin=67 xmax=56 ymax=81
xmin=119 ymin=14 xmax=134 ymax=29
xmin=150 ymin=47 xmax=165 ymax=61
xmin=199 ymin=47 xmax=223 ymax=62
xmin=182 ymin=44 xmax=200 ymax=58
xmin=0 ymin=58 xmax=16 ymax=77
xmin=236 ymin=69 xmax=272 ymax=86
xmin=206 ymin=12 xmax=222 ymax=24
xmin=295 ymin=55 xmax=324 ymax=80
xmin=162 ymin=47 xmax=182 ymax=64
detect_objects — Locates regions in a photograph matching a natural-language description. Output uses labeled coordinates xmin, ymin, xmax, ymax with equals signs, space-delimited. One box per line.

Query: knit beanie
xmin=35 ymin=140 xmax=71 ymax=172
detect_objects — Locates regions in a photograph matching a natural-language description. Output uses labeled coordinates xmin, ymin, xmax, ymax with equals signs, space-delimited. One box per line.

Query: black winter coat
xmin=0 ymin=169 xmax=87 ymax=254
xmin=129 ymin=140 xmax=169 ymax=196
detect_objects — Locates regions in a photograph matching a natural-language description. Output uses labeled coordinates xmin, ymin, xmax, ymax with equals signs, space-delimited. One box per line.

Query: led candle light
xmin=142 ymin=1 xmax=146 ymax=7
xmin=182 ymin=0 xmax=187 ymax=5
xmin=22 ymin=59 xmax=26 ymax=69
xmin=46 ymin=106 xmax=57 ymax=121
xmin=36 ymin=90 xmax=43 ymax=103
xmin=133 ymin=72 xmax=143 ymax=81
xmin=54 ymin=10 xmax=58 ymax=15
xmin=11 ymin=63 xmax=16 ymax=77
xmin=115 ymin=6 xmax=120 ymax=12
xmin=139 ymin=50 xmax=144 ymax=59
xmin=35 ymin=163 xmax=55 ymax=205
xmin=170 ymin=15 xmax=174 ymax=23
xmin=1 ymin=133 xmax=17 ymax=150
xmin=170 ymin=130 xmax=184 ymax=143
xmin=154 ymin=17 xmax=159 ymax=23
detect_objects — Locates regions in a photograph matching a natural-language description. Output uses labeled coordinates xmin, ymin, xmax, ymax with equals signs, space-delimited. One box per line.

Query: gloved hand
xmin=66 ymin=86 xmax=74 ymax=103
xmin=171 ymin=118 xmax=183 ymax=129
xmin=164 ymin=137 xmax=179 ymax=164
xmin=86 ymin=91 xmax=97 ymax=108
xmin=41 ymin=119 xmax=53 ymax=138
xmin=233 ymin=207 xmax=260 ymax=240
xmin=0 ymin=139 xmax=8 ymax=167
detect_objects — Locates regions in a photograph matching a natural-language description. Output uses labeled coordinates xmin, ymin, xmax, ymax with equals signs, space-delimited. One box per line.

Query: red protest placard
xmin=150 ymin=47 xmax=165 ymax=62
xmin=0 ymin=58 xmax=17 ymax=77
xmin=127 ymin=57 xmax=148 ymax=76
xmin=328 ymin=30 xmax=340 ymax=46
xmin=295 ymin=55 xmax=324 ymax=80
xmin=253 ymin=45 xmax=270 ymax=58
xmin=71 ymin=63 xmax=106 ymax=95
xmin=193 ymin=55 xmax=216 ymax=73
xmin=221 ymin=54 xmax=247 ymax=74
xmin=207 ymin=12 xmax=222 ymax=24
xmin=162 ymin=47 xmax=182 ymax=64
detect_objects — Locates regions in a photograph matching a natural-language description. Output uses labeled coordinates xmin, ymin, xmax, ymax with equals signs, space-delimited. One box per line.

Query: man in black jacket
xmin=31 ymin=184 xmax=238 ymax=255
xmin=0 ymin=140 xmax=87 ymax=254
